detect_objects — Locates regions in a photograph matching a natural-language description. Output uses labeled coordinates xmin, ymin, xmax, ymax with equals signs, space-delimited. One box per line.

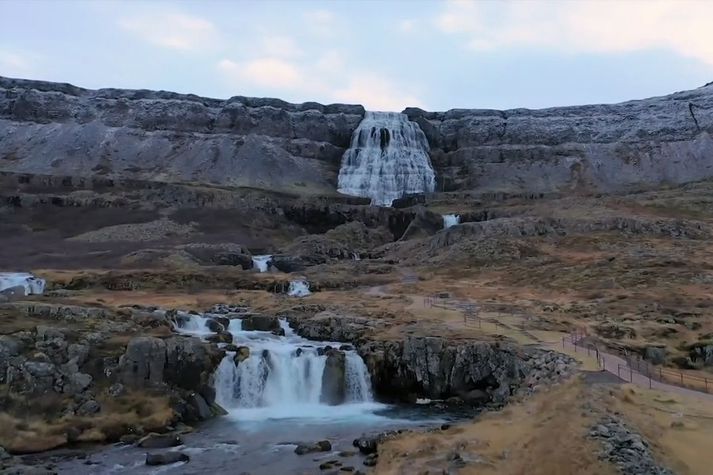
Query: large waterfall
xmin=175 ymin=314 xmax=377 ymax=421
xmin=337 ymin=111 xmax=436 ymax=207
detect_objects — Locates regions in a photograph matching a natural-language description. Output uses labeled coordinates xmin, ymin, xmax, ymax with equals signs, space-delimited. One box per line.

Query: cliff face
xmin=2 ymin=75 xmax=713 ymax=197
xmin=0 ymin=77 xmax=364 ymax=193
xmin=405 ymin=83 xmax=713 ymax=194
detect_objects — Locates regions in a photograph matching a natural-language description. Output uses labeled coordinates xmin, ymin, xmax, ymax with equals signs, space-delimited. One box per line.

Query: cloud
xmin=0 ymin=48 xmax=37 ymax=77
xmin=217 ymin=58 xmax=303 ymax=90
xmin=332 ymin=73 xmax=425 ymax=111
xmin=303 ymin=9 xmax=336 ymax=36
xmin=398 ymin=19 xmax=417 ymax=33
xmin=217 ymin=52 xmax=424 ymax=110
xmin=119 ymin=12 xmax=219 ymax=51
xmin=436 ymin=0 xmax=713 ymax=66
xmin=260 ymin=36 xmax=303 ymax=59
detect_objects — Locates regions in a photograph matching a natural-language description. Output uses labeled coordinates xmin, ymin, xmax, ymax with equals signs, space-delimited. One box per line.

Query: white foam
xmin=287 ymin=280 xmax=311 ymax=297
xmin=252 ymin=255 xmax=272 ymax=273
xmin=442 ymin=214 xmax=461 ymax=229
xmin=338 ymin=111 xmax=436 ymax=207
xmin=214 ymin=318 xmax=379 ymax=422
xmin=0 ymin=272 xmax=45 ymax=295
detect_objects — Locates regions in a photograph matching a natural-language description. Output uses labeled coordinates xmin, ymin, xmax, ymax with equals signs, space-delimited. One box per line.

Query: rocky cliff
xmin=0 ymin=76 xmax=364 ymax=193
xmin=2 ymin=75 xmax=713 ymax=197
xmin=405 ymin=83 xmax=713 ymax=194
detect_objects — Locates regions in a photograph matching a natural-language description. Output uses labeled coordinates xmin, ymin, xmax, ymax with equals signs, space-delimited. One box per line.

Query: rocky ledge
xmin=0 ymin=76 xmax=364 ymax=193
xmin=0 ymin=302 xmax=224 ymax=455
xmin=288 ymin=310 xmax=576 ymax=406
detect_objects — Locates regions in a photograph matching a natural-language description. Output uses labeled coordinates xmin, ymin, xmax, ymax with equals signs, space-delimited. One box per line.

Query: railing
xmin=425 ymin=295 xmax=713 ymax=395
xmin=564 ymin=330 xmax=712 ymax=395
xmin=423 ymin=295 xmax=509 ymax=331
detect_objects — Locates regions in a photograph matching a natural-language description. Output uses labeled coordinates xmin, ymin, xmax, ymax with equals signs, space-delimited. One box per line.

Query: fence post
xmin=706 ymin=378 xmax=709 ymax=393
xmin=648 ymin=367 xmax=652 ymax=389
xmin=680 ymin=372 xmax=684 ymax=386
xmin=629 ymin=367 xmax=633 ymax=382
xmin=617 ymin=365 xmax=621 ymax=378
xmin=562 ymin=336 xmax=565 ymax=349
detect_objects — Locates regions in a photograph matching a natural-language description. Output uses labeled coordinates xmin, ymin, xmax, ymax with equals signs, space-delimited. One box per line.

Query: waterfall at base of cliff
xmin=0 ymin=273 xmax=46 ymax=295
xmin=442 ymin=214 xmax=461 ymax=229
xmin=337 ymin=111 xmax=436 ymax=207
xmin=175 ymin=315 xmax=378 ymax=421
xmin=288 ymin=280 xmax=311 ymax=297
xmin=252 ymin=255 xmax=272 ymax=273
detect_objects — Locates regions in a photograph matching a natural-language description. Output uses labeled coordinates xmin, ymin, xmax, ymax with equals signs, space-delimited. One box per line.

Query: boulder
xmin=64 ymin=372 xmax=93 ymax=395
xmin=145 ymin=452 xmax=190 ymax=466
xmin=321 ymin=350 xmax=346 ymax=405
xmin=234 ymin=346 xmax=250 ymax=364
xmin=643 ymin=346 xmax=667 ymax=365
xmin=118 ymin=337 xmax=167 ymax=387
xmin=0 ymin=285 xmax=26 ymax=300
xmin=205 ymin=318 xmax=225 ymax=333
xmin=188 ymin=392 xmax=212 ymax=421
xmin=241 ymin=315 xmax=280 ymax=332
xmin=138 ymin=433 xmax=183 ymax=449
xmin=77 ymin=399 xmax=101 ymax=416
xmin=163 ymin=336 xmax=225 ymax=392
xmin=294 ymin=440 xmax=332 ymax=455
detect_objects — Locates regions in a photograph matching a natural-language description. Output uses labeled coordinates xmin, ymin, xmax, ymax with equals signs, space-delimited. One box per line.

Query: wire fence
xmin=565 ymin=330 xmax=713 ymax=395
xmin=424 ymin=295 xmax=712 ymax=396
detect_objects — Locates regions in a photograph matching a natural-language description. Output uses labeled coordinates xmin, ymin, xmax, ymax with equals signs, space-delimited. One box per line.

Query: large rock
xmin=145 ymin=452 xmax=190 ymax=466
xmin=240 ymin=315 xmax=280 ymax=332
xmin=359 ymin=337 xmax=526 ymax=404
xmin=118 ymin=337 xmax=167 ymax=387
xmin=138 ymin=433 xmax=183 ymax=449
xmin=289 ymin=312 xmax=374 ymax=342
xmin=163 ymin=336 xmax=225 ymax=396
xmin=321 ymin=349 xmax=346 ymax=405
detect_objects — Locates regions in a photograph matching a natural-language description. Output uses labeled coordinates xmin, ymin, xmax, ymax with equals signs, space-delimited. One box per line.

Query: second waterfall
xmin=338 ymin=111 xmax=436 ymax=206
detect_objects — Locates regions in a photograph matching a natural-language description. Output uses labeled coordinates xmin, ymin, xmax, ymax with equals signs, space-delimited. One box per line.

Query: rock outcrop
xmin=0 ymin=76 xmax=364 ymax=193
xmin=4 ymin=76 xmax=713 ymax=199
xmin=359 ymin=337 xmax=526 ymax=404
xmin=405 ymin=83 xmax=713 ymax=194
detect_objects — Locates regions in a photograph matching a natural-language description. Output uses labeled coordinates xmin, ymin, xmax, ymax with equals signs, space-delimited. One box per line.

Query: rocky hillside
xmin=0 ymin=76 xmax=364 ymax=194
xmin=2 ymin=75 xmax=712 ymax=197
xmin=406 ymin=83 xmax=713 ymax=194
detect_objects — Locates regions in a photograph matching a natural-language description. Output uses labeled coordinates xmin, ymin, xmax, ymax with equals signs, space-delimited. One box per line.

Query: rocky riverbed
xmin=0 ymin=295 xmax=577 ymax=474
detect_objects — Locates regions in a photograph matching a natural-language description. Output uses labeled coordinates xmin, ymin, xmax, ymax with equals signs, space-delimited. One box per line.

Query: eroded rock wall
xmin=405 ymin=84 xmax=713 ymax=194
xmin=0 ymin=77 xmax=364 ymax=193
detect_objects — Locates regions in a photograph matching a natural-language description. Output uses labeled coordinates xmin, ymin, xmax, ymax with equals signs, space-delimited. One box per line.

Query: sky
xmin=1 ymin=0 xmax=712 ymax=111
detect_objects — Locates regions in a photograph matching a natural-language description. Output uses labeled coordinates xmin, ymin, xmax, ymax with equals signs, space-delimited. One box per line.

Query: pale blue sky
xmin=1 ymin=0 xmax=712 ymax=111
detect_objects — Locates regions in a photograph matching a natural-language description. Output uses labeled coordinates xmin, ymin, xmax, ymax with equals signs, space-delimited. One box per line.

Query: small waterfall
xmin=352 ymin=252 xmax=361 ymax=261
xmin=338 ymin=111 xmax=436 ymax=207
xmin=345 ymin=352 xmax=372 ymax=402
xmin=171 ymin=312 xmax=214 ymax=337
xmin=252 ymin=255 xmax=272 ymax=273
xmin=0 ymin=272 xmax=46 ymax=295
xmin=212 ymin=318 xmax=376 ymax=420
xmin=442 ymin=214 xmax=461 ymax=229
xmin=288 ymin=280 xmax=311 ymax=297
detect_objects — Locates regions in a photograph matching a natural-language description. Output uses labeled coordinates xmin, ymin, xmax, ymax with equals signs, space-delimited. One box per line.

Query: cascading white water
xmin=442 ymin=214 xmax=461 ymax=229
xmin=171 ymin=311 xmax=214 ymax=337
xmin=252 ymin=255 xmax=272 ymax=273
xmin=345 ymin=352 xmax=373 ymax=402
xmin=210 ymin=318 xmax=377 ymax=421
xmin=0 ymin=272 xmax=46 ymax=295
xmin=338 ymin=111 xmax=436 ymax=207
xmin=352 ymin=252 xmax=361 ymax=261
xmin=288 ymin=280 xmax=311 ymax=297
